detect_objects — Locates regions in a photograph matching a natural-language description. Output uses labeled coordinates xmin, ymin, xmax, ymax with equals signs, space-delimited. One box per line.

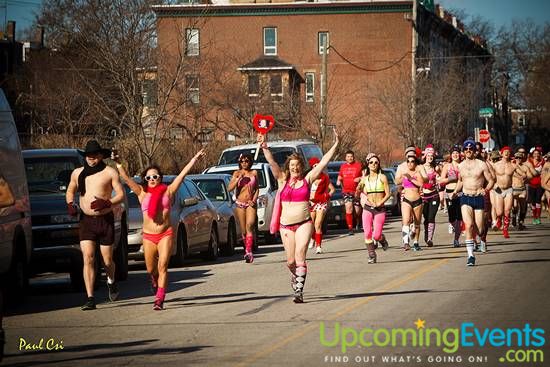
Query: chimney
xmin=438 ymin=5 xmax=445 ymax=18
xmin=7 ymin=20 xmax=15 ymax=42
xmin=34 ymin=26 xmax=44 ymax=47
xmin=452 ymin=16 xmax=457 ymax=28
xmin=458 ymin=21 xmax=465 ymax=33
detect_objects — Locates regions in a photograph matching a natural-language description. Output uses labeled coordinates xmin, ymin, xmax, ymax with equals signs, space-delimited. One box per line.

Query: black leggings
xmin=423 ymin=194 xmax=439 ymax=223
xmin=446 ymin=196 xmax=462 ymax=222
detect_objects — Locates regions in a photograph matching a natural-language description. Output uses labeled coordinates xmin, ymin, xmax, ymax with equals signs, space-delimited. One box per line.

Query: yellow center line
xmin=234 ymin=258 xmax=450 ymax=367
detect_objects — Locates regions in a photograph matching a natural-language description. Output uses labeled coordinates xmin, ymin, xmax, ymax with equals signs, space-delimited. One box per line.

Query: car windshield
xmin=124 ymin=185 xmax=140 ymax=208
xmin=382 ymin=169 xmax=395 ymax=185
xmin=328 ymin=172 xmax=341 ymax=191
xmin=24 ymin=157 xmax=81 ymax=193
xmin=194 ymin=180 xmax=227 ymax=201
xmin=219 ymin=147 xmax=295 ymax=166
xmin=208 ymin=169 xmax=267 ymax=189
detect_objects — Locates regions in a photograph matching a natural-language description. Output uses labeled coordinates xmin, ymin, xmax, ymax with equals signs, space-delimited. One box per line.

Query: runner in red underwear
xmin=114 ymin=148 xmax=206 ymax=310
xmin=307 ymin=157 xmax=335 ymax=254
xmin=337 ymin=150 xmax=363 ymax=235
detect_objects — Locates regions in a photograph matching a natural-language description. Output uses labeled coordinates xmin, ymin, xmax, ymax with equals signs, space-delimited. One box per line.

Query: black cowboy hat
xmin=78 ymin=140 xmax=111 ymax=157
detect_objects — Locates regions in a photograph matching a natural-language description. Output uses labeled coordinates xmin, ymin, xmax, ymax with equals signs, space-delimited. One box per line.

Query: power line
xmin=329 ymin=45 xmax=413 ymax=72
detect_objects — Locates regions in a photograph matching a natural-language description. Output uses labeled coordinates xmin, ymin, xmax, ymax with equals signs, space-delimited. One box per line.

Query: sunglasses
xmin=464 ymin=147 xmax=474 ymax=151
xmin=145 ymin=174 xmax=160 ymax=181
xmin=240 ymin=159 xmax=251 ymax=163
xmin=368 ymin=161 xmax=379 ymax=165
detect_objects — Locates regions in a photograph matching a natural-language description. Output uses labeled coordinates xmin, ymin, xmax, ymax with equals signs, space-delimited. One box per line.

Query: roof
xmin=238 ymin=56 xmax=294 ymax=71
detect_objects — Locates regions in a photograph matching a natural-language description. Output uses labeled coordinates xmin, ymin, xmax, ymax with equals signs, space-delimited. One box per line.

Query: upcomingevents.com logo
xmin=319 ymin=320 xmax=545 ymax=363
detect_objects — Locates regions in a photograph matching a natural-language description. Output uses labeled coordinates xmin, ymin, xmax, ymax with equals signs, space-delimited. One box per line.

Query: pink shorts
xmin=309 ymin=201 xmax=328 ymax=212
xmin=143 ymin=227 xmax=173 ymax=245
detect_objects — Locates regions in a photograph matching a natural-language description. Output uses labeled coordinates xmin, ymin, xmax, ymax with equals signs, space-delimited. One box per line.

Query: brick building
xmin=153 ymin=0 xmax=491 ymax=159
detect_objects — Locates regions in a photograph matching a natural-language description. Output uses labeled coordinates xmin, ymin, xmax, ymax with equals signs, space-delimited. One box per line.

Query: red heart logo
xmin=253 ymin=114 xmax=275 ymax=134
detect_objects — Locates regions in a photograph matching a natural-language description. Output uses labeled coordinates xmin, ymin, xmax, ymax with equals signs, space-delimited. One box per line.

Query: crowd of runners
xmin=65 ymin=135 xmax=550 ymax=309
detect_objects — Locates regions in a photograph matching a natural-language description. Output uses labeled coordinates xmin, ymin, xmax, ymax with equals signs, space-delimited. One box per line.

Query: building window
xmin=305 ymin=72 xmax=314 ymax=103
xmin=142 ymin=79 xmax=158 ymax=108
xmin=186 ymin=28 xmax=199 ymax=56
xmin=318 ymin=32 xmax=329 ymax=55
xmin=270 ymin=74 xmax=282 ymax=101
xmin=264 ymin=27 xmax=277 ymax=56
xmin=186 ymin=75 xmax=200 ymax=104
xmin=248 ymin=75 xmax=260 ymax=97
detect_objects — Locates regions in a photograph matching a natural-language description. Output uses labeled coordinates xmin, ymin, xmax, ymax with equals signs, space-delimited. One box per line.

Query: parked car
xmin=22 ymin=149 xmax=129 ymax=290
xmin=0 ymin=88 xmax=32 ymax=299
xmin=327 ymin=160 xmax=346 ymax=173
xmin=169 ymin=178 xmax=220 ymax=266
xmin=203 ymin=163 xmax=278 ymax=244
xmin=188 ymin=174 xmax=242 ymax=256
xmin=218 ymin=140 xmax=323 ymax=170
xmin=325 ymin=171 xmax=346 ymax=229
xmin=382 ymin=168 xmax=401 ymax=216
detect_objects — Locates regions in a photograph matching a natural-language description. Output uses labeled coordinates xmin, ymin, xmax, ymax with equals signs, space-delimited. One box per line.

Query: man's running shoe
xmin=403 ymin=243 xmax=411 ymax=251
xmin=380 ymin=237 xmax=389 ymax=251
xmin=453 ymin=240 xmax=460 ymax=248
xmin=412 ymin=242 xmax=422 ymax=251
xmin=503 ymin=228 xmax=510 ymax=239
xmin=107 ymin=282 xmax=119 ymax=302
xmin=479 ymin=241 xmax=487 ymax=253
xmin=467 ymin=256 xmax=476 ymax=266
xmin=367 ymin=255 xmax=377 ymax=264
xmin=348 ymin=229 xmax=354 ymax=236
xmin=293 ymin=290 xmax=304 ymax=304
xmin=153 ymin=298 xmax=164 ymax=311
xmin=473 ymin=244 xmax=480 ymax=252
xmin=535 ymin=218 xmax=542 ymax=225
xmin=244 ymin=252 xmax=254 ymax=263
xmin=81 ymin=297 xmax=96 ymax=311
xmin=427 ymin=240 xmax=434 ymax=247
xmin=315 ymin=246 xmax=323 ymax=254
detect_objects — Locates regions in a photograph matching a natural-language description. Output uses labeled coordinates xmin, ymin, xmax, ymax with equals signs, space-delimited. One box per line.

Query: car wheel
xmin=114 ymin=222 xmax=129 ymax=281
xmin=202 ymin=226 xmax=219 ymax=260
xmin=222 ymin=220 xmax=236 ymax=256
xmin=170 ymin=226 xmax=187 ymax=267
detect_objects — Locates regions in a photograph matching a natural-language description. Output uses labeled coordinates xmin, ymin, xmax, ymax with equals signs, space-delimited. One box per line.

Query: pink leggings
xmin=362 ymin=207 xmax=386 ymax=241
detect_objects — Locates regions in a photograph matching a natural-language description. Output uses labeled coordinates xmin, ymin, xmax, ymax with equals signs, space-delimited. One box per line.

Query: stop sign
xmin=479 ymin=129 xmax=490 ymax=143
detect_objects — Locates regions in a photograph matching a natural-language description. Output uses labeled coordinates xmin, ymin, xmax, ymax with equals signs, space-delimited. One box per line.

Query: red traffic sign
xmin=253 ymin=114 xmax=275 ymax=135
xmin=479 ymin=129 xmax=490 ymax=143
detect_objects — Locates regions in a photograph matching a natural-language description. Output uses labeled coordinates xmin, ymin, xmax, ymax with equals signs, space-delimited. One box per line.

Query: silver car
xmin=188 ymin=174 xmax=242 ymax=256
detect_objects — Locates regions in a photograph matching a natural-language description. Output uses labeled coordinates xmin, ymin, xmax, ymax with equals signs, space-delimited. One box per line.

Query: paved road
xmin=3 ymin=213 xmax=550 ymax=367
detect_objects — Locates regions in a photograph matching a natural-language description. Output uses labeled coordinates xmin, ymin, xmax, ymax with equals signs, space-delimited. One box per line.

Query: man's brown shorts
xmin=79 ymin=212 xmax=115 ymax=245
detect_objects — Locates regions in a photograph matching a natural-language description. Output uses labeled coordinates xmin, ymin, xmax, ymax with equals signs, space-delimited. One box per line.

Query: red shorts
xmin=143 ymin=227 xmax=173 ymax=245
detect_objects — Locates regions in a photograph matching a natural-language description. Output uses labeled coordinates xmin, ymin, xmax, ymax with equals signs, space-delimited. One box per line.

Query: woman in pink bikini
xmin=421 ymin=145 xmax=441 ymax=247
xmin=227 ymin=153 xmax=259 ymax=263
xmin=259 ymin=131 xmax=338 ymax=303
xmin=114 ymin=149 xmax=205 ymax=310
xmin=439 ymin=145 xmax=463 ymax=247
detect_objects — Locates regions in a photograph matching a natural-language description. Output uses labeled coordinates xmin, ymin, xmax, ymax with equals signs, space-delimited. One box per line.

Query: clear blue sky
xmin=2 ymin=0 xmax=550 ymax=40
xmin=438 ymin=0 xmax=550 ymax=29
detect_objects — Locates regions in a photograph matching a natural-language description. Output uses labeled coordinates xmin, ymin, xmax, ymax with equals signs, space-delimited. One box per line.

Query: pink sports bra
xmin=280 ymin=179 xmax=310 ymax=202
xmin=402 ymin=174 xmax=418 ymax=189
xmin=141 ymin=193 xmax=170 ymax=212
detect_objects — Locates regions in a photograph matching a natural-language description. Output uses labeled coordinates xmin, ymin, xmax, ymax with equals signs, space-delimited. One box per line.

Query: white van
xmin=0 ymin=88 xmax=32 ymax=297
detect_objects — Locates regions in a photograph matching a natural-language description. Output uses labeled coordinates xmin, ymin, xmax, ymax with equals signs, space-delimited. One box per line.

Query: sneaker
xmin=107 ymin=282 xmax=119 ymax=302
xmin=479 ymin=241 xmax=487 ymax=253
xmin=367 ymin=255 xmax=377 ymax=264
xmin=503 ymin=228 xmax=510 ymax=239
xmin=373 ymin=240 xmax=379 ymax=249
xmin=426 ymin=240 xmax=434 ymax=247
xmin=380 ymin=238 xmax=389 ymax=251
xmin=244 ymin=252 xmax=254 ymax=263
xmin=348 ymin=229 xmax=354 ymax=236
xmin=308 ymin=239 xmax=315 ymax=249
xmin=448 ymin=223 xmax=454 ymax=234
xmin=518 ymin=223 xmax=526 ymax=231
xmin=467 ymin=256 xmax=476 ymax=266
xmin=453 ymin=240 xmax=460 ymax=248
xmin=403 ymin=243 xmax=411 ymax=251
xmin=412 ymin=242 xmax=422 ymax=251
xmin=532 ymin=218 xmax=538 ymax=225
xmin=153 ymin=298 xmax=164 ymax=311
xmin=315 ymin=246 xmax=323 ymax=254
xmin=81 ymin=297 xmax=96 ymax=311
xmin=473 ymin=244 xmax=481 ymax=252
xmin=536 ymin=218 xmax=542 ymax=225
xmin=293 ymin=290 xmax=304 ymax=304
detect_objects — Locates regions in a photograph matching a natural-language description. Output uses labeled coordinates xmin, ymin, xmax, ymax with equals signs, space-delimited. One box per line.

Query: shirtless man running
xmin=452 ymin=140 xmax=494 ymax=266
xmin=511 ymin=147 xmax=535 ymax=230
xmin=66 ymin=140 xmax=125 ymax=310
xmin=492 ymin=146 xmax=526 ymax=239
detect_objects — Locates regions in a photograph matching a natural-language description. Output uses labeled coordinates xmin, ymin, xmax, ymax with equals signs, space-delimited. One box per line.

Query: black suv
xmin=22 ymin=149 xmax=128 ymax=289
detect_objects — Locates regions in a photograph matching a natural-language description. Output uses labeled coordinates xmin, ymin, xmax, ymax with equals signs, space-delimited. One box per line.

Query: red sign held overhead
xmin=253 ymin=114 xmax=275 ymax=135
xmin=479 ymin=129 xmax=490 ymax=143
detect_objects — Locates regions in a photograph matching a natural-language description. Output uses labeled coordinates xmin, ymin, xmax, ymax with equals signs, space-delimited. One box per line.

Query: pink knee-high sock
xmin=295 ymin=263 xmax=307 ymax=292
xmin=245 ymin=234 xmax=254 ymax=253
xmin=155 ymin=287 xmax=166 ymax=301
xmin=503 ymin=216 xmax=510 ymax=230
xmin=427 ymin=223 xmax=435 ymax=242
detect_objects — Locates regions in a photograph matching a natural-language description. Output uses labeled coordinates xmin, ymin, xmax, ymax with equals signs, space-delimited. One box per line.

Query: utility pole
xmin=320 ymin=40 xmax=328 ymax=146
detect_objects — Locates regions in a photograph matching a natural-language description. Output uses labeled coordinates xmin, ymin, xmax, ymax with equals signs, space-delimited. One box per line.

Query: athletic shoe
xmin=308 ymin=239 xmax=315 ymax=249
xmin=532 ymin=218 xmax=538 ymax=225
xmin=536 ymin=218 xmax=542 ymax=225
xmin=293 ymin=290 xmax=304 ymax=304
xmin=412 ymin=242 xmax=422 ymax=251
xmin=473 ymin=244 xmax=480 ymax=252
xmin=81 ymin=297 xmax=96 ymax=311
xmin=348 ymin=229 xmax=354 ymax=236
xmin=380 ymin=238 xmax=389 ymax=251
xmin=518 ymin=223 xmax=526 ymax=231
xmin=503 ymin=228 xmax=510 ymax=239
xmin=315 ymin=246 xmax=323 ymax=254
xmin=153 ymin=298 xmax=164 ymax=311
xmin=467 ymin=256 xmax=476 ymax=266
xmin=479 ymin=241 xmax=487 ymax=253
xmin=453 ymin=240 xmax=460 ymax=248
xmin=448 ymin=224 xmax=454 ymax=234
xmin=403 ymin=243 xmax=411 ymax=251
xmin=373 ymin=240 xmax=379 ymax=249
xmin=426 ymin=240 xmax=434 ymax=247
xmin=244 ymin=252 xmax=254 ymax=263
xmin=367 ymin=255 xmax=376 ymax=264
xmin=107 ymin=282 xmax=119 ymax=302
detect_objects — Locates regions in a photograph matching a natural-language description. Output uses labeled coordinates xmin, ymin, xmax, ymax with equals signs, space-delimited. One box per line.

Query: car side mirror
xmin=181 ymin=197 xmax=199 ymax=207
